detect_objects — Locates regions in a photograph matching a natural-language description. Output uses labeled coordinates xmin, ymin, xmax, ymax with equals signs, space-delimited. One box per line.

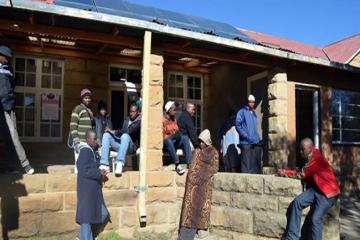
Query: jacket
xmin=76 ymin=144 xmax=107 ymax=224
xmin=235 ymin=106 xmax=260 ymax=145
xmin=94 ymin=115 xmax=112 ymax=145
xmin=114 ymin=115 xmax=141 ymax=148
xmin=177 ymin=111 xmax=199 ymax=148
xmin=283 ymin=148 xmax=340 ymax=198
xmin=70 ymin=104 xmax=95 ymax=144
xmin=163 ymin=114 xmax=179 ymax=140
xmin=0 ymin=63 xmax=16 ymax=111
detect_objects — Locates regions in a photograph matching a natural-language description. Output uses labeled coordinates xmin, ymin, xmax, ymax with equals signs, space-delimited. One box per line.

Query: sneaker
xmin=114 ymin=162 xmax=123 ymax=177
xmin=24 ymin=165 xmax=34 ymax=175
xmin=99 ymin=164 xmax=110 ymax=173
xmin=175 ymin=164 xmax=185 ymax=175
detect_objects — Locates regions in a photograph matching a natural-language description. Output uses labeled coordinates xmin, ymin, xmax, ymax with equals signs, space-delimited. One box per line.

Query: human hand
xmin=277 ymin=169 xmax=287 ymax=177
xmin=74 ymin=143 xmax=81 ymax=154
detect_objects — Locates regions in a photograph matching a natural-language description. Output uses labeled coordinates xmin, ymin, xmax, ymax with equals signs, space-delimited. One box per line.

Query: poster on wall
xmin=41 ymin=93 xmax=59 ymax=120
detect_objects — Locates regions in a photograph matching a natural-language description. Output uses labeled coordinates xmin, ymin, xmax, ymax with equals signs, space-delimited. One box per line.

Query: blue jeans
xmin=100 ymin=133 xmax=135 ymax=165
xmin=285 ymin=187 xmax=337 ymax=240
xmin=79 ymin=204 xmax=109 ymax=240
xmin=164 ymin=135 xmax=192 ymax=164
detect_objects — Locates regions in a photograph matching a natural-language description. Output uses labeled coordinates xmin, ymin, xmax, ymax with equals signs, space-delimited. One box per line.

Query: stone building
xmin=0 ymin=0 xmax=359 ymax=239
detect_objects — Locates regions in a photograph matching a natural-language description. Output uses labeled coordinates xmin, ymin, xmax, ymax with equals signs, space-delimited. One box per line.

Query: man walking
xmin=177 ymin=102 xmax=199 ymax=150
xmin=0 ymin=45 xmax=34 ymax=174
xmin=99 ymin=104 xmax=141 ymax=176
xmin=236 ymin=94 xmax=261 ymax=173
xmin=76 ymin=129 xmax=109 ymax=240
xmin=279 ymin=138 xmax=340 ymax=240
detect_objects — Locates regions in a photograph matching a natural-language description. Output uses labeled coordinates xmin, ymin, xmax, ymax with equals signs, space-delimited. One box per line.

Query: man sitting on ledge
xmin=278 ymin=138 xmax=340 ymax=240
xmin=163 ymin=101 xmax=192 ymax=175
xmin=99 ymin=104 xmax=141 ymax=177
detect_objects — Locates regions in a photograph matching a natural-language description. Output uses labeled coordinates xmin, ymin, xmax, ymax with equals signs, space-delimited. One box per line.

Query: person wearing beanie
xmin=163 ymin=101 xmax=192 ymax=175
xmin=94 ymin=100 xmax=112 ymax=146
xmin=69 ymin=88 xmax=95 ymax=173
xmin=235 ymin=94 xmax=262 ymax=174
xmin=179 ymin=129 xmax=219 ymax=240
xmin=0 ymin=45 xmax=34 ymax=174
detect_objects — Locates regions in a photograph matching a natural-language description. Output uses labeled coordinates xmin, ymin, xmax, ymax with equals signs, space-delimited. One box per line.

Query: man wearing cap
xmin=236 ymin=94 xmax=262 ymax=174
xmin=163 ymin=101 xmax=192 ymax=175
xmin=0 ymin=45 xmax=34 ymax=174
xmin=70 ymin=88 xmax=95 ymax=172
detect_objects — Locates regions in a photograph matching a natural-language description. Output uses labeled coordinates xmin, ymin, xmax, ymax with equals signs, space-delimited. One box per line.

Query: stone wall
xmin=0 ymin=172 xmax=339 ymax=239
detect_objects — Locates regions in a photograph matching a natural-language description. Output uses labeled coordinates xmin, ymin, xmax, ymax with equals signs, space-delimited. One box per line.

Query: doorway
xmin=295 ymin=86 xmax=320 ymax=165
xmin=110 ymin=90 xmax=126 ymax=129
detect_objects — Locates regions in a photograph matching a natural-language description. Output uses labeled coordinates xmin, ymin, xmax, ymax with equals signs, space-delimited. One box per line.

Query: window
xmin=332 ymin=89 xmax=360 ymax=145
xmin=14 ymin=56 xmax=64 ymax=142
xmin=167 ymin=72 xmax=203 ymax=133
xmin=110 ymin=65 xmax=142 ymax=84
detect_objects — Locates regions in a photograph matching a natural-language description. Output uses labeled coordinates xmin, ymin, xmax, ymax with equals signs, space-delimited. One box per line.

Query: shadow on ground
xmin=340 ymin=196 xmax=360 ymax=240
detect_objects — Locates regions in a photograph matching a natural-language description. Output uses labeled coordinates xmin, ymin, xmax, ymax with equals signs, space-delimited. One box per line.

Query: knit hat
xmin=97 ymin=100 xmax=107 ymax=111
xmin=0 ymin=46 xmax=12 ymax=58
xmin=198 ymin=129 xmax=212 ymax=146
xmin=248 ymin=94 xmax=255 ymax=102
xmin=80 ymin=88 xmax=92 ymax=99
xmin=164 ymin=101 xmax=175 ymax=113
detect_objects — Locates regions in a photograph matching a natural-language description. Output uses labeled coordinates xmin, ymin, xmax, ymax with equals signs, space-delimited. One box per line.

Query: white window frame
xmin=166 ymin=71 xmax=204 ymax=131
xmin=13 ymin=55 xmax=64 ymax=142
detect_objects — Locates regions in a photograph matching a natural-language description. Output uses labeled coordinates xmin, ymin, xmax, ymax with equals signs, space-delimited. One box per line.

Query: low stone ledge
xmin=146 ymin=187 xmax=177 ymax=204
xmin=211 ymin=206 xmax=253 ymax=234
xmin=263 ymin=175 xmax=302 ymax=197
xmin=253 ymin=211 xmax=287 ymax=238
xmin=230 ymin=192 xmax=278 ymax=212
xmin=104 ymin=190 xmax=138 ymax=208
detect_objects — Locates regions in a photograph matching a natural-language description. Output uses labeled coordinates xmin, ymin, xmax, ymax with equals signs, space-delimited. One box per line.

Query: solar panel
xmin=55 ymin=0 xmax=257 ymax=43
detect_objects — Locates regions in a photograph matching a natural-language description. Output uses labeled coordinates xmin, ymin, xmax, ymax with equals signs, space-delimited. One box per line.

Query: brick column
xmin=267 ymin=68 xmax=289 ymax=169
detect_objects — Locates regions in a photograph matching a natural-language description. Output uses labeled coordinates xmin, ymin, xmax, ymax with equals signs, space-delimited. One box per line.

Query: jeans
xmin=164 ymin=135 xmax=192 ymax=164
xmin=240 ymin=144 xmax=262 ymax=174
xmin=3 ymin=111 xmax=29 ymax=168
xmin=79 ymin=204 xmax=109 ymax=240
xmin=100 ymin=133 xmax=135 ymax=166
xmin=178 ymin=227 xmax=197 ymax=240
xmin=285 ymin=187 xmax=337 ymax=240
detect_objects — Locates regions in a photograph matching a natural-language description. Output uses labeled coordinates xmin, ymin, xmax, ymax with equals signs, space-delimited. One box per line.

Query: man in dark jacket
xmin=236 ymin=94 xmax=261 ymax=174
xmin=76 ymin=129 xmax=109 ymax=240
xmin=94 ymin=100 xmax=112 ymax=146
xmin=0 ymin=46 xmax=34 ymax=174
xmin=177 ymin=102 xmax=199 ymax=150
xmin=99 ymin=104 xmax=141 ymax=176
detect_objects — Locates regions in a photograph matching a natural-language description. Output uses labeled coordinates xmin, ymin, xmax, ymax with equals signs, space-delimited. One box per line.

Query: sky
xmin=128 ymin=0 xmax=360 ymax=47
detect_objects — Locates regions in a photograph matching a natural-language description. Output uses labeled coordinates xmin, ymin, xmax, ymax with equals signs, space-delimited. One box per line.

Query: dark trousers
xmin=285 ymin=187 xmax=337 ymax=240
xmin=164 ymin=135 xmax=192 ymax=164
xmin=178 ymin=227 xmax=197 ymax=240
xmin=240 ymin=144 xmax=262 ymax=174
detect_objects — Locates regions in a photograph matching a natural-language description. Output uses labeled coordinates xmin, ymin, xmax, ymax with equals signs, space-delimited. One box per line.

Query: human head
xmin=129 ymin=103 xmax=140 ymax=120
xmin=97 ymin=100 xmax=108 ymax=116
xmin=186 ymin=102 xmax=196 ymax=117
xmin=247 ymin=94 xmax=256 ymax=109
xmin=299 ymin=138 xmax=314 ymax=159
xmin=164 ymin=101 xmax=176 ymax=117
xmin=85 ymin=129 xmax=97 ymax=148
xmin=0 ymin=46 xmax=12 ymax=64
xmin=198 ymin=129 xmax=212 ymax=149
xmin=81 ymin=88 xmax=92 ymax=107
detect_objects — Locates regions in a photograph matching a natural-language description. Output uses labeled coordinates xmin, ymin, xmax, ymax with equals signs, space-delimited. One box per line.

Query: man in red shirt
xmin=279 ymin=138 xmax=340 ymax=240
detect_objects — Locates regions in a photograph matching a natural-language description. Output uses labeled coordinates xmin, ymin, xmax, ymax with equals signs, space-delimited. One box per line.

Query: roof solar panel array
xmin=55 ymin=0 xmax=257 ymax=43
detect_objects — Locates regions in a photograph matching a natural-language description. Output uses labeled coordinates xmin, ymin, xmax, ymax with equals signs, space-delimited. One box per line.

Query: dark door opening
xmin=295 ymin=86 xmax=320 ymax=167
xmin=111 ymin=90 xmax=125 ymax=130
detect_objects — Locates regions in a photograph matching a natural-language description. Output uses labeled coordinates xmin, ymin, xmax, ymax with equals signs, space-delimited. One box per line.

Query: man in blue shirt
xmin=236 ymin=94 xmax=262 ymax=174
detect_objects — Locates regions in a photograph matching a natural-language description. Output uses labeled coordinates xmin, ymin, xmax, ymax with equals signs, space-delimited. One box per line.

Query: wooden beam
xmin=96 ymin=26 xmax=120 ymax=55
xmin=184 ymin=59 xmax=201 ymax=68
xmin=164 ymin=62 xmax=210 ymax=74
xmin=0 ymin=19 xmax=143 ymax=48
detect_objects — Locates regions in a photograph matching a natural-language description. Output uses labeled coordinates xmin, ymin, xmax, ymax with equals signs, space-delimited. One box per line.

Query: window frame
xmin=13 ymin=55 xmax=64 ymax=143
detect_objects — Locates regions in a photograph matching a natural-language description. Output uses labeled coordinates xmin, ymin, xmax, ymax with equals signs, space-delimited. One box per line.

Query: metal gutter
xmin=3 ymin=0 xmax=360 ymax=73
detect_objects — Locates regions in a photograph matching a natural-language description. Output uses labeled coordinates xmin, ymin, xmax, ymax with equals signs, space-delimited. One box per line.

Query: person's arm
xmin=70 ymin=107 xmax=80 ymax=144
xmin=77 ymin=148 xmax=102 ymax=181
xmin=127 ymin=119 xmax=141 ymax=136
xmin=235 ymin=110 xmax=248 ymax=140
xmin=0 ymin=74 xmax=9 ymax=100
xmin=107 ymin=116 xmax=113 ymax=129
xmin=185 ymin=114 xmax=199 ymax=148
xmin=113 ymin=120 xmax=127 ymax=137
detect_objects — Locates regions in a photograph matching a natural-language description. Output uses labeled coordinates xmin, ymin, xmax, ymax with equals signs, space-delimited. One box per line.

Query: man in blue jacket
xmin=76 ymin=129 xmax=109 ymax=240
xmin=236 ymin=94 xmax=262 ymax=174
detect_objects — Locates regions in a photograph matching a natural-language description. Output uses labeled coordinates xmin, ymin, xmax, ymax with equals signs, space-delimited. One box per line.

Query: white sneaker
xmin=115 ymin=162 xmax=123 ymax=177
xmin=175 ymin=165 xmax=185 ymax=175
xmin=99 ymin=164 xmax=110 ymax=173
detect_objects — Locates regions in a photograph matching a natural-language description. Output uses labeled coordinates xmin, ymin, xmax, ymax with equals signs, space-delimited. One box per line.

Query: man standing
xmin=99 ymin=104 xmax=141 ymax=176
xmin=70 ymin=88 xmax=95 ymax=172
xmin=177 ymin=102 xmax=199 ymax=150
xmin=0 ymin=46 xmax=34 ymax=174
xmin=163 ymin=101 xmax=192 ymax=175
xmin=279 ymin=138 xmax=340 ymax=240
xmin=76 ymin=129 xmax=109 ymax=240
xmin=236 ymin=94 xmax=261 ymax=173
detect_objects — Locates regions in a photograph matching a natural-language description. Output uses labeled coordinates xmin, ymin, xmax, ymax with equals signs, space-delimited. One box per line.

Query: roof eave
xmin=3 ymin=0 xmax=360 ymax=73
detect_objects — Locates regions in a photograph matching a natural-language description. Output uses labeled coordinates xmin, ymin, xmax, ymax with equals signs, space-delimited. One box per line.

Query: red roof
xmin=239 ymin=28 xmax=329 ymax=60
xmin=323 ymin=34 xmax=360 ymax=64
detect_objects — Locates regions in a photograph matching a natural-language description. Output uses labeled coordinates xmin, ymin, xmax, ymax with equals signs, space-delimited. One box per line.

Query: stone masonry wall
xmin=0 ymin=173 xmax=339 ymax=239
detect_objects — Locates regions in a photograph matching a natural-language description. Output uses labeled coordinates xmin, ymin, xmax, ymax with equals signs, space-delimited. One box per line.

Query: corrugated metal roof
xmin=240 ymin=28 xmax=329 ymax=60
xmin=323 ymin=34 xmax=360 ymax=64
